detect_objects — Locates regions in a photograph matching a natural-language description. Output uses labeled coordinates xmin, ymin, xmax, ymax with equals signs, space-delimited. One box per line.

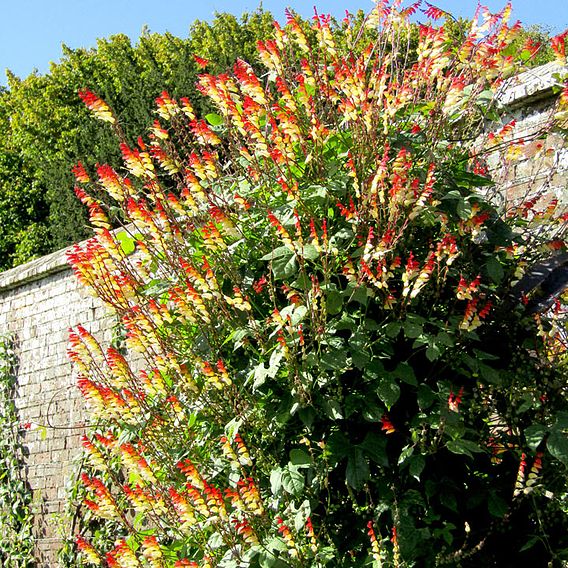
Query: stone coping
xmin=0 ymin=246 xmax=73 ymax=293
xmin=0 ymin=224 xmax=136 ymax=293
xmin=498 ymin=61 xmax=567 ymax=108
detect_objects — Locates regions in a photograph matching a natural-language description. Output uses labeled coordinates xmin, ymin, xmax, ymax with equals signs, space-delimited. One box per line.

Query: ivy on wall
xmin=0 ymin=335 xmax=34 ymax=567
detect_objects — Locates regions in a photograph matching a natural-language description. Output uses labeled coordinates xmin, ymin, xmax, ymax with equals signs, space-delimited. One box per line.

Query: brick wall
xmin=489 ymin=62 xmax=568 ymax=211
xmin=0 ymin=249 xmax=112 ymax=566
xmin=0 ymin=62 xmax=565 ymax=566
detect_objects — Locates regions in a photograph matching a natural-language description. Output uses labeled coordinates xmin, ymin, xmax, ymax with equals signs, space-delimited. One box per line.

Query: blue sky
xmin=1 ymin=0 xmax=566 ymax=86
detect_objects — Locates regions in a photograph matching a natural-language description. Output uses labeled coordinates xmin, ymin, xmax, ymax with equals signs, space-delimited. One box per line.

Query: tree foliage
xmin=0 ymin=10 xmax=275 ymax=270
xmin=64 ymin=3 xmax=568 ymax=567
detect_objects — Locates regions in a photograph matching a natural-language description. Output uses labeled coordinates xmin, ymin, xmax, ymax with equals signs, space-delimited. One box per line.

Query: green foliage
xmin=0 ymin=11 xmax=275 ymax=270
xmin=511 ymin=24 xmax=557 ymax=67
xmin=444 ymin=19 xmax=556 ymax=68
xmin=0 ymin=335 xmax=34 ymax=567
xmin=0 ymin=89 xmax=50 ymax=269
xmin=189 ymin=11 xmax=276 ymax=73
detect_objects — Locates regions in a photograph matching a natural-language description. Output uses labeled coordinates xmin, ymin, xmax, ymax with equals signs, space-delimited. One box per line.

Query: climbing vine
xmin=68 ymin=3 xmax=568 ymax=565
xmin=0 ymin=334 xmax=34 ymax=567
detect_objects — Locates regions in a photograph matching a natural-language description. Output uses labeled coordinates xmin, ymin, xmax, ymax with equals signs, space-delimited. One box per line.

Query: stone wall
xmin=0 ymin=248 xmax=112 ymax=566
xmin=490 ymin=62 xmax=568 ymax=211
xmin=0 ymin=62 xmax=565 ymax=566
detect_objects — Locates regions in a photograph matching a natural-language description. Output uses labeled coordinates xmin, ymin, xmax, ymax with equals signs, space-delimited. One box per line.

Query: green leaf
xmin=441 ymin=189 xmax=462 ymax=200
xmin=268 ymin=349 xmax=283 ymax=378
xmin=519 ymin=536 xmax=540 ymax=553
xmin=361 ymin=401 xmax=384 ymax=422
xmin=261 ymin=245 xmax=295 ymax=260
xmin=208 ymin=532 xmax=224 ymax=549
xmin=433 ymin=523 xmax=456 ymax=546
xmin=266 ymin=537 xmax=288 ymax=553
xmin=364 ymin=318 xmax=381 ymax=331
xmin=485 ymin=217 xmax=513 ymax=246
xmin=315 ymin=546 xmax=336 ymax=564
xmin=320 ymin=350 xmax=349 ymax=371
xmin=258 ymin=548 xmax=288 ymax=568
xmin=351 ymin=347 xmax=371 ymax=370
xmin=456 ymin=198 xmax=472 ymax=220
xmin=301 ymin=243 xmax=320 ymax=260
xmin=280 ymin=304 xmax=307 ymax=326
xmin=271 ymin=252 xmax=298 ymax=280
xmin=326 ymin=431 xmax=349 ymax=464
xmin=398 ymin=445 xmax=414 ymax=466
xmin=294 ymin=500 xmax=311 ymax=532
xmin=547 ymin=430 xmax=568 ymax=465
xmin=270 ymin=468 xmax=283 ymax=495
xmin=326 ymin=290 xmax=343 ymax=315
xmin=403 ymin=321 xmax=423 ymax=339
xmin=299 ymin=406 xmax=316 ymax=428
xmin=435 ymin=331 xmax=454 ymax=347
xmin=252 ymin=364 xmax=269 ymax=390
xmin=385 ymin=322 xmax=401 ymax=338
xmin=344 ymin=394 xmax=362 ymax=418
xmin=393 ymin=363 xmax=417 ymax=386
xmin=455 ymin=170 xmax=494 ymax=188
xmin=359 ymin=432 xmax=388 ymax=466
xmin=525 ymin=424 xmax=546 ymax=451
xmin=462 ymin=354 xmax=479 ymax=372
xmin=346 ymin=448 xmax=370 ymax=490
xmin=476 ymin=89 xmax=494 ymax=104
xmin=205 ymin=112 xmax=223 ymax=126
xmin=229 ymin=328 xmax=250 ymax=350
xmin=323 ymin=399 xmax=343 ymax=420
xmin=484 ymin=256 xmax=504 ymax=284
xmin=417 ymin=384 xmax=435 ymax=410
xmin=473 ymin=349 xmax=499 ymax=361
xmin=517 ymin=393 xmax=536 ymax=414
xmin=426 ymin=344 xmax=441 ymax=361
xmin=142 ymin=278 xmax=170 ymax=297
xmin=304 ymin=82 xmax=316 ymax=96
xmin=440 ymin=491 xmax=458 ymax=513
xmin=409 ymin=455 xmax=426 ymax=480
xmin=302 ymin=185 xmax=328 ymax=206
xmin=479 ymin=363 xmax=501 ymax=385
xmin=292 ymin=273 xmax=311 ymax=290
xmin=554 ymin=411 xmax=568 ymax=429
xmin=290 ymin=449 xmax=311 ymax=468
xmin=519 ymin=49 xmax=533 ymax=62
xmin=116 ymin=231 xmax=136 ymax=255
xmin=377 ymin=377 xmax=400 ymax=410
xmin=488 ymin=493 xmax=508 ymax=518
xmin=281 ymin=465 xmax=304 ymax=496
xmin=334 ymin=313 xmax=356 ymax=331
xmin=347 ymin=285 xmax=370 ymax=306
xmin=447 ymin=439 xmax=483 ymax=458
xmin=412 ymin=336 xmax=429 ymax=349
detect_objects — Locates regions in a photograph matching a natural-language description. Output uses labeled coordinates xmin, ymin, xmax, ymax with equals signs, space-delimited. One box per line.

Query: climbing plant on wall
xmin=66 ymin=2 xmax=568 ymax=566
xmin=0 ymin=335 xmax=34 ymax=567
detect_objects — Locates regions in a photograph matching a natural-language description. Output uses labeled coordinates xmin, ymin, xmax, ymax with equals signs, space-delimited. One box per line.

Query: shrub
xmin=67 ymin=3 xmax=568 ymax=566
